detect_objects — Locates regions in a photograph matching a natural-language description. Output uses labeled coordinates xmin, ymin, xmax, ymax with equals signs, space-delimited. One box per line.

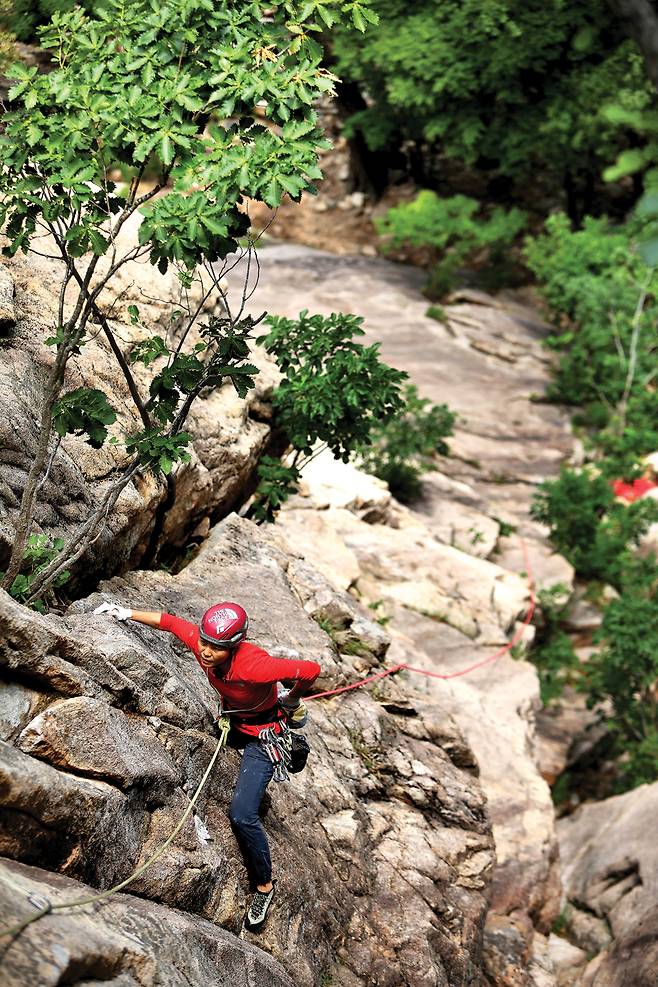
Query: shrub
xmin=356 ymin=384 xmax=455 ymax=501
xmin=377 ymin=191 xmax=526 ymax=297
xmin=258 ymin=310 xmax=406 ymax=460
xmin=528 ymin=584 xmax=579 ymax=704
xmin=584 ymin=556 xmax=658 ymax=789
xmin=524 ymin=213 xmax=658 ymax=470
xmin=250 ymin=311 xmax=407 ymax=519
xmin=531 ymin=467 xmax=658 ymax=587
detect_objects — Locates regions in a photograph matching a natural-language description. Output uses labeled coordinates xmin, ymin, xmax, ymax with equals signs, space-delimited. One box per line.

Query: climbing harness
xmin=0 ymin=539 xmax=535 ymax=942
xmin=0 ymin=717 xmax=231 ymax=941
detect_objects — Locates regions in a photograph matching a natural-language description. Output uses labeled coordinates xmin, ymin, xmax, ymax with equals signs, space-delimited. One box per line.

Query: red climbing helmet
xmin=199 ymin=602 xmax=249 ymax=649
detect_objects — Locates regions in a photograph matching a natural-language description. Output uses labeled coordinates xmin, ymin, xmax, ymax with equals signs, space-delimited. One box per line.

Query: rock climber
xmin=93 ymin=599 xmax=321 ymax=930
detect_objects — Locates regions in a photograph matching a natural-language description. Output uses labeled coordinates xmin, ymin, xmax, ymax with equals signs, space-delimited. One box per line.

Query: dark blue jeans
xmin=229 ymin=740 xmax=275 ymax=885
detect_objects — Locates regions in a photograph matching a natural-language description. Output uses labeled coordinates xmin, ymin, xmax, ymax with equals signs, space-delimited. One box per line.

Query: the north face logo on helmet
xmin=208 ymin=607 xmax=238 ymax=631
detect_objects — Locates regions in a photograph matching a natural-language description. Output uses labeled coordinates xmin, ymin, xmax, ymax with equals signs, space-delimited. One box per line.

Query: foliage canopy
xmin=1 ymin=0 xmax=378 ymax=268
xmin=331 ymin=0 xmax=653 ymax=201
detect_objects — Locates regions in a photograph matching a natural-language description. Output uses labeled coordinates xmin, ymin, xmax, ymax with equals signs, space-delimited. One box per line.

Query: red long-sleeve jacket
xmin=160 ymin=613 xmax=321 ymax=736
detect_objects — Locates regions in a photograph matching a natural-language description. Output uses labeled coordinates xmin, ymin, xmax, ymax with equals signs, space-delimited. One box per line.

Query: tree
xmin=330 ymin=0 xmax=654 ymax=219
xmin=0 ymin=0 xmax=377 ymax=603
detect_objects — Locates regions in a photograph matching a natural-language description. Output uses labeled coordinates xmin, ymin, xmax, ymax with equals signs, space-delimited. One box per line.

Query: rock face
xmin=0 ymin=513 xmax=494 ymax=987
xmin=273 ymin=455 xmax=561 ymax=986
xmin=575 ymin=909 xmax=658 ymax=987
xmin=230 ymin=245 xmax=576 ymax=986
xmin=558 ymin=781 xmax=658 ymax=985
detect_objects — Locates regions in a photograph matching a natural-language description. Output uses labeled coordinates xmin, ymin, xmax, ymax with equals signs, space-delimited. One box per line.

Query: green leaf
xmin=603 ymin=149 xmax=646 ymax=182
xmin=264 ymin=177 xmax=282 ymax=207
xmin=351 ymin=7 xmax=367 ymax=31
xmin=160 ymin=134 xmax=174 ymax=167
xmin=639 ymin=237 xmax=658 ymax=266
xmin=277 ymin=174 xmax=304 ymax=198
xmin=636 ymin=194 xmax=658 ymax=218
xmin=52 ymin=388 xmax=117 ymax=448
xmin=89 ymin=229 xmax=109 ymax=256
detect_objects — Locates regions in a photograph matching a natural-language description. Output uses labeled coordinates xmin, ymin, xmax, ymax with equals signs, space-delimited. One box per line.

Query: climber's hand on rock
xmin=93 ymin=602 xmax=133 ymax=621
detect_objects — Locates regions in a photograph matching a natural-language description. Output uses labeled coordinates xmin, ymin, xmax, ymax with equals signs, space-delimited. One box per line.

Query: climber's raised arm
xmin=130 ymin=609 xmax=163 ymax=628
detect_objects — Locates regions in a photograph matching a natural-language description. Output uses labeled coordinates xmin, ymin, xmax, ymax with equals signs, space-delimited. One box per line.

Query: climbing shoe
xmin=245 ymin=880 xmax=277 ymax=930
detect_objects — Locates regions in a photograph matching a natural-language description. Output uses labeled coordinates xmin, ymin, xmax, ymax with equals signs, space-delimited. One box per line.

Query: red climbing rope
xmin=307 ymin=537 xmax=536 ymax=701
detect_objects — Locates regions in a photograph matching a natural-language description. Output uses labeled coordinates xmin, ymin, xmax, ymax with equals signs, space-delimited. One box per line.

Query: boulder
xmin=558 ymin=782 xmax=658 ymax=946
xmin=0 ymin=740 xmax=143 ymax=890
xmin=276 ymin=503 xmax=530 ymax=643
xmin=535 ymin=689 xmax=601 ymax=787
xmin=0 ymin=242 xmax=274 ymax=582
xmin=577 ymin=906 xmax=658 ymax=987
xmin=0 ymin=681 xmax=52 ymax=741
xmin=0 ymin=858 xmax=294 ymax=987
xmin=546 ymin=934 xmax=587 ymax=987
xmin=294 ymin=447 xmax=394 ymax=522
xmin=18 ymin=696 xmax=179 ymax=793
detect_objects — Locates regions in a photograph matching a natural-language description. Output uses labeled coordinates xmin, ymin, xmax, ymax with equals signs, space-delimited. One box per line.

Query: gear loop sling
xmin=0 ymin=538 xmax=535 ymax=941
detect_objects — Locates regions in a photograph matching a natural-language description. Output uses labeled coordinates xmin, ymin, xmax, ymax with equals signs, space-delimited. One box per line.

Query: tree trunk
xmin=0 ymin=355 xmax=67 ymax=590
xmin=333 ymin=79 xmax=395 ymax=197
xmin=608 ymin=0 xmax=658 ymax=91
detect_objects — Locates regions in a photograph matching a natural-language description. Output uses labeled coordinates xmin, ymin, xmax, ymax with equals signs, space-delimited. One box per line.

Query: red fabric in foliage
xmin=611 ymin=477 xmax=658 ymax=504
xmin=160 ymin=613 xmax=321 ymax=736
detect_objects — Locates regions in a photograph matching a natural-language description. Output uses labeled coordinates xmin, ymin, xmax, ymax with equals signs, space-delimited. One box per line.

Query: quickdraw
xmin=258 ymin=722 xmax=293 ymax=783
